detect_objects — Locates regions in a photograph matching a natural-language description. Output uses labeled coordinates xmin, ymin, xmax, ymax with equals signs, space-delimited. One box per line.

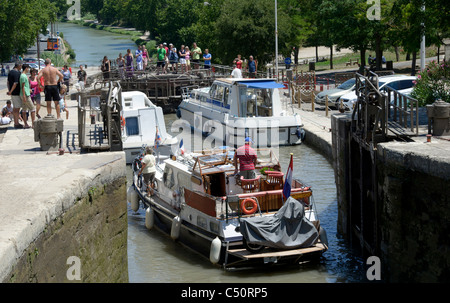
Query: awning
xmin=238 ymin=81 xmax=285 ymax=89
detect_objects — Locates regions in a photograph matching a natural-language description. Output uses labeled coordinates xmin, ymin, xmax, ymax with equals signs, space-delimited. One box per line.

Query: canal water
xmin=59 ymin=22 xmax=366 ymax=283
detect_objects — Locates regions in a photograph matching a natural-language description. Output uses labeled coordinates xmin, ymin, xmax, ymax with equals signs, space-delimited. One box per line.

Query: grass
xmin=295 ymin=46 xmax=441 ymax=73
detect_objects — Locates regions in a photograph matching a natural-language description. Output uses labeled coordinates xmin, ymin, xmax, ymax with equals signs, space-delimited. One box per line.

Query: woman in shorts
xmin=29 ymin=68 xmax=42 ymax=118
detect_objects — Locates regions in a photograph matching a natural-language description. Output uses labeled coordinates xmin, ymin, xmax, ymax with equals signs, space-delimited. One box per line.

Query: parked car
xmin=315 ymin=78 xmax=356 ymax=107
xmin=339 ymin=75 xmax=416 ymax=111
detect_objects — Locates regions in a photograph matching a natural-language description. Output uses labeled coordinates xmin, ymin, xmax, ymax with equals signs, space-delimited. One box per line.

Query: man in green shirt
xmin=157 ymin=44 xmax=167 ymax=75
xmin=192 ymin=42 xmax=202 ymax=70
xmin=19 ymin=64 xmax=36 ymax=128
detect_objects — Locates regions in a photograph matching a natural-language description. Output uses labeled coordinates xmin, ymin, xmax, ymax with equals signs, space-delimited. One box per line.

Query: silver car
xmin=315 ymin=78 xmax=356 ymax=107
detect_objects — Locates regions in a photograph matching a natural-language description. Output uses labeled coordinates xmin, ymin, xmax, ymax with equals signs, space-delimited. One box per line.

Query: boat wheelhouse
xmin=177 ymin=78 xmax=305 ymax=148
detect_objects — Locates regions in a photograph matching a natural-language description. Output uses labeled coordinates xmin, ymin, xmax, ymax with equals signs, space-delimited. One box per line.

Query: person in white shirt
xmin=138 ymin=146 xmax=157 ymax=195
xmin=231 ymin=67 xmax=242 ymax=78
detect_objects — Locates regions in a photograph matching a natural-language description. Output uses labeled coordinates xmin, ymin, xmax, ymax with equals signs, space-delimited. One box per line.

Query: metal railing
xmin=385 ymin=86 xmax=419 ymax=136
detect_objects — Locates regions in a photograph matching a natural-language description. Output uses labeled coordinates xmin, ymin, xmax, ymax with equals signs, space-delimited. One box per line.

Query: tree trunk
xmin=293 ymin=46 xmax=299 ymax=65
xmin=315 ymin=45 xmax=319 ymax=63
xmin=395 ymin=46 xmax=400 ymax=61
xmin=411 ymin=51 xmax=417 ymax=76
xmin=330 ymin=46 xmax=333 ymax=69
xmin=375 ymin=35 xmax=382 ymax=71
xmin=360 ymin=48 xmax=366 ymax=72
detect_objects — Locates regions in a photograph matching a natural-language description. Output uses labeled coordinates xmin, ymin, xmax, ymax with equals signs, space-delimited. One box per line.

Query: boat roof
xmin=214 ymin=78 xmax=284 ymax=89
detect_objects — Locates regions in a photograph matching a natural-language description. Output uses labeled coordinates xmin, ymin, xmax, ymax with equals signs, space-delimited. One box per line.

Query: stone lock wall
xmin=5 ymin=177 xmax=128 ymax=283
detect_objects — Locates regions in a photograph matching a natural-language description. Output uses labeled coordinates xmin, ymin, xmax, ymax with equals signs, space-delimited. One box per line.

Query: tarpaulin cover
xmin=239 ymin=197 xmax=319 ymax=250
xmin=238 ymin=81 xmax=285 ymax=89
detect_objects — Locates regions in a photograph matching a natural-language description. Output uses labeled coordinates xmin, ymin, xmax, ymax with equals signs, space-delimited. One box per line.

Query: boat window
xmin=197 ymin=216 xmax=207 ymax=229
xmin=209 ymin=222 xmax=219 ymax=233
xmin=209 ymin=84 xmax=217 ymax=99
xmin=124 ymin=97 xmax=132 ymax=107
xmin=238 ymin=87 xmax=273 ymax=117
xmin=163 ymin=166 xmax=176 ymax=189
xmin=212 ymin=85 xmax=225 ymax=102
xmin=177 ymin=171 xmax=192 ymax=191
xmin=125 ymin=117 xmax=139 ymax=136
xmin=223 ymin=87 xmax=229 ymax=106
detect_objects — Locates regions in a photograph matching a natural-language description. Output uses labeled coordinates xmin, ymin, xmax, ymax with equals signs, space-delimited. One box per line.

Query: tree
xmin=0 ymin=0 xmax=57 ymax=61
xmin=213 ymin=0 xmax=291 ymax=65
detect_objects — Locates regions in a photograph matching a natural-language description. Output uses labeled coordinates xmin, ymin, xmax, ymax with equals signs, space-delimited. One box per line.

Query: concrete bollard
xmin=33 ymin=115 xmax=64 ymax=151
xmin=426 ymin=100 xmax=450 ymax=136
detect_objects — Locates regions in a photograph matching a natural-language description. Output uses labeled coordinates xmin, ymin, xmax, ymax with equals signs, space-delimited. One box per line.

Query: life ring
xmin=241 ymin=198 xmax=258 ymax=215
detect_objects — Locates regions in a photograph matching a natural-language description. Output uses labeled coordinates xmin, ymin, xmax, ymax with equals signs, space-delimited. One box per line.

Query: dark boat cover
xmin=239 ymin=197 xmax=319 ymax=250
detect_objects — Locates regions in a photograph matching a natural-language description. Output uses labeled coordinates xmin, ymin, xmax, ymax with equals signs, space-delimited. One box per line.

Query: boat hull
xmin=178 ymin=106 xmax=304 ymax=148
xmin=131 ymin=184 xmax=327 ymax=269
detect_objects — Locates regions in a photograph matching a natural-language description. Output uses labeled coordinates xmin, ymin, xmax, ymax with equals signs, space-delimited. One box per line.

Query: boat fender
xmin=319 ymin=226 xmax=329 ymax=249
xmin=209 ymin=237 xmax=221 ymax=264
xmin=176 ymin=108 xmax=182 ymax=118
xmin=127 ymin=185 xmax=133 ymax=203
xmin=170 ymin=216 xmax=181 ymax=240
xmin=129 ymin=186 xmax=139 ymax=212
xmin=241 ymin=198 xmax=258 ymax=215
xmin=121 ymin=116 xmax=126 ymax=129
xmin=145 ymin=207 xmax=155 ymax=230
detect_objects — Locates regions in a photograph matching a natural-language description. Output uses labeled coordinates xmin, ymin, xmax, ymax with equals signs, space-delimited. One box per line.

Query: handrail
xmin=385 ymin=86 xmax=419 ymax=135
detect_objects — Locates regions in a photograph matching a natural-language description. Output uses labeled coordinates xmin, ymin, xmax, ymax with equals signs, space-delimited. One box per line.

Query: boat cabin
xmin=190 ymin=79 xmax=285 ymax=118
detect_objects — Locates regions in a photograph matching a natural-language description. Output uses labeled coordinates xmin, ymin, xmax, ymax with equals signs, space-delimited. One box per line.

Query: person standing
xmin=168 ymin=44 xmax=178 ymax=73
xmin=116 ymin=53 xmax=126 ymax=79
xmin=138 ymin=146 xmax=157 ymax=196
xmin=233 ymin=54 xmax=243 ymax=69
xmin=76 ymin=64 xmax=87 ymax=90
xmin=135 ymin=46 xmax=143 ymax=71
xmin=247 ymin=55 xmax=257 ymax=78
xmin=101 ymin=56 xmax=111 ymax=79
xmin=38 ymin=59 xmax=64 ymax=119
xmin=142 ymin=45 xmax=149 ymax=71
xmin=19 ymin=64 xmax=36 ymax=128
xmin=29 ymin=68 xmax=42 ymax=119
xmin=125 ymin=49 xmax=134 ymax=78
xmin=179 ymin=45 xmax=186 ymax=74
xmin=233 ymin=137 xmax=257 ymax=179
xmin=62 ymin=65 xmax=71 ymax=93
xmin=203 ymin=49 xmax=212 ymax=76
xmin=192 ymin=42 xmax=202 ymax=70
xmin=6 ymin=62 xmax=23 ymax=128
xmin=156 ymin=44 xmax=166 ymax=75
xmin=184 ymin=46 xmax=191 ymax=74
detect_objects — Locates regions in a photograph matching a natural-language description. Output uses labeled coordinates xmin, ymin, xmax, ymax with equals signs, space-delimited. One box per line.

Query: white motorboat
xmin=128 ymin=147 xmax=328 ymax=269
xmin=176 ymin=78 xmax=305 ymax=148
xmin=121 ymin=91 xmax=176 ymax=163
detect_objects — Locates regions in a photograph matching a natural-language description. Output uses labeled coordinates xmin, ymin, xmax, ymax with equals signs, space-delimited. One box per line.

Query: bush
xmin=411 ymin=60 xmax=450 ymax=106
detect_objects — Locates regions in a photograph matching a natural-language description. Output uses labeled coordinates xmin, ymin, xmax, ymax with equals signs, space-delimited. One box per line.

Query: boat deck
xmin=224 ymin=241 xmax=327 ymax=268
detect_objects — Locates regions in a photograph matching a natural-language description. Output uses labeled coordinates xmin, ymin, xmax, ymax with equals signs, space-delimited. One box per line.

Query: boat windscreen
xmin=238 ymin=81 xmax=285 ymax=89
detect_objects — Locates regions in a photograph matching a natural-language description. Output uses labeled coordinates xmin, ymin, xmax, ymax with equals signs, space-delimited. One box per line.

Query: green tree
xmin=213 ymin=0 xmax=291 ymax=65
xmin=0 ymin=0 xmax=57 ymax=61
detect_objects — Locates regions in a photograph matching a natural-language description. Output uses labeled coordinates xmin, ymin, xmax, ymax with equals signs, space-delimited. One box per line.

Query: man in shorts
xmin=19 ymin=64 xmax=36 ymax=128
xmin=77 ymin=65 xmax=87 ymax=90
xmin=6 ymin=62 xmax=23 ymax=128
xmin=156 ymin=44 xmax=166 ymax=75
xmin=38 ymin=59 xmax=64 ymax=119
xmin=192 ymin=42 xmax=202 ymax=70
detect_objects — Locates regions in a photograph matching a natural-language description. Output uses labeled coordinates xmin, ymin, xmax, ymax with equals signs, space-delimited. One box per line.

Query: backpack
xmin=170 ymin=49 xmax=178 ymax=61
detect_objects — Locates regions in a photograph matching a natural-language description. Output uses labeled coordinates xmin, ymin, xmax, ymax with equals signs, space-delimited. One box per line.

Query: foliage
xmin=0 ymin=0 xmax=56 ymax=61
xmin=411 ymin=60 xmax=450 ymax=106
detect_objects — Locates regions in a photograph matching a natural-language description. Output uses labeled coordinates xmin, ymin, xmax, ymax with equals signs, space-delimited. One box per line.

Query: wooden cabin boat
xmin=176 ymin=78 xmax=305 ymax=148
xmin=128 ymin=147 xmax=328 ymax=269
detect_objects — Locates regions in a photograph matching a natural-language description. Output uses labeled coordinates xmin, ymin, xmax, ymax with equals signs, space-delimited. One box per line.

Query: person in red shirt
xmin=233 ymin=137 xmax=257 ymax=179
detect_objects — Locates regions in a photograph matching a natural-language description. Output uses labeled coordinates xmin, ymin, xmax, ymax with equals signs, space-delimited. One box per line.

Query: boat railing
xmin=181 ymin=85 xmax=199 ymax=100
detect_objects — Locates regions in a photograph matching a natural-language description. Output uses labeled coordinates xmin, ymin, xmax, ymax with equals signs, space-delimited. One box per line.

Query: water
xmin=60 ymin=23 xmax=366 ymax=283
xmin=56 ymin=22 xmax=137 ymax=68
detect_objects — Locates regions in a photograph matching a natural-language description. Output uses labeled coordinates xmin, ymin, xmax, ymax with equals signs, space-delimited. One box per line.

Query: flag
xmin=154 ymin=127 xmax=162 ymax=149
xmin=282 ymin=153 xmax=293 ymax=200
xmin=179 ymin=138 xmax=185 ymax=155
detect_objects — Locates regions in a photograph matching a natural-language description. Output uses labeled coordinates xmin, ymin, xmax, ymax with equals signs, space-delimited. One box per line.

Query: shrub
xmin=411 ymin=60 xmax=450 ymax=106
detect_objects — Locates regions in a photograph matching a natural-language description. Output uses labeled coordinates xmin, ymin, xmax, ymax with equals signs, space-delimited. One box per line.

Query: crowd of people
xmin=101 ymin=42 xmax=258 ymax=79
xmin=2 ymin=59 xmax=86 ymax=128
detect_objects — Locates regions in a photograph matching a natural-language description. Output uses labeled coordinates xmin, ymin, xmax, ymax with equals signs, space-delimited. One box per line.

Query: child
xmin=59 ymin=84 xmax=69 ymax=119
